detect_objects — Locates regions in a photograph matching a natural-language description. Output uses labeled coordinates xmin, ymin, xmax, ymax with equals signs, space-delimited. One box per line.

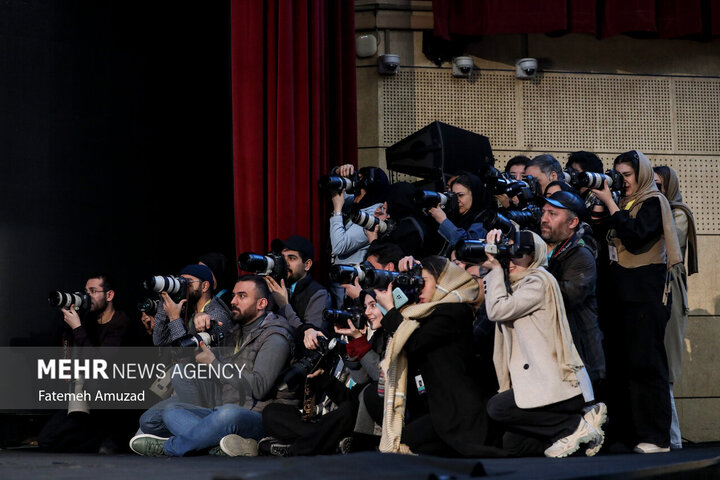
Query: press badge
xmin=415 ymin=374 xmax=426 ymax=395
xmin=608 ymin=244 xmax=618 ymax=262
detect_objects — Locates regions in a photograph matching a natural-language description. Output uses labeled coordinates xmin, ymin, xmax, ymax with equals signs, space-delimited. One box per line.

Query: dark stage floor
xmin=1 ymin=445 xmax=719 ymax=480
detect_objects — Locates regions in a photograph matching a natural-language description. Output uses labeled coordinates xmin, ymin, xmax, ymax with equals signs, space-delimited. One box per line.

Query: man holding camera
xmin=152 ymin=264 xmax=232 ymax=347
xmin=131 ymin=275 xmax=296 ymax=457
xmin=540 ymin=191 xmax=606 ymax=386
xmin=264 ymin=235 xmax=332 ymax=350
xmin=525 ymin=154 xmax=564 ymax=196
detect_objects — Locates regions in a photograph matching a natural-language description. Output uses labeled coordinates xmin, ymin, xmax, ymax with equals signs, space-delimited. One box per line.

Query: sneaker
xmin=257 ymin=436 xmax=291 ymax=457
xmin=634 ymin=442 xmax=670 ymax=454
xmin=219 ymin=434 xmax=258 ymax=457
xmin=337 ymin=437 xmax=353 ymax=455
xmin=544 ymin=419 xmax=601 ymax=458
xmin=208 ymin=446 xmax=227 ymax=456
xmin=583 ymin=402 xmax=608 ymax=456
xmin=129 ymin=434 xmax=168 ymax=457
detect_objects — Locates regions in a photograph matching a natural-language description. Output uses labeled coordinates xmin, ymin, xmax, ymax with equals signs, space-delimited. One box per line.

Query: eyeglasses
xmin=86 ymin=288 xmax=106 ymax=295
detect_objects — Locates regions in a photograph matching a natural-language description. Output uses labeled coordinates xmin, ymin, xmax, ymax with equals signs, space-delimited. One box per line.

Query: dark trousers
xmin=262 ymin=401 xmax=357 ymax=456
xmin=487 ymin=390 xmax=585 ymax=457
xmin=604 ymin=301 xmax=671 ymax=447
xmin=38 ymin=410 xmax=139 ymax=453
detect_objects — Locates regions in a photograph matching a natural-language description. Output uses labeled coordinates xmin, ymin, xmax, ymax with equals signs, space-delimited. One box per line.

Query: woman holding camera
xmin=428 ymin=173 xmax=489 ymax=250
xmin=481 ymin=229 xmax=602 ymax=458
xmin=373 ymin=255 xmax=502 ymax=457
xmin=592 ymin=150 xmax=683 ymax=454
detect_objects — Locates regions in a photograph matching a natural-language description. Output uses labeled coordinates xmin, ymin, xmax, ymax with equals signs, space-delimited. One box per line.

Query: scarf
xmin=612 ymin=151 xmax=683 ymax=273
xmin=378 ymin=261 xmax=479 ymax=454
xmin=663 ymin=167 xmax=698 ymax=276
xmin=494 ymin=232 xmax=589 ymax=395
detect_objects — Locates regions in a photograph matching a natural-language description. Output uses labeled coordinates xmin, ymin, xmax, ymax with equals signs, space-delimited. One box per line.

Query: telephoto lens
xmin=578 ymin=169 xmax=624 ymax=190
xmin=318 ymin=175 xmax=357 ymax=193
xmin=329 ymin=264 xmax=368 ymax=285
xmin=144 ymin=275 xmax=188 ymax=298
xmin=48 ymin=291 xmax=91 ymax=311
xmin=172 ymin=331 xmax=225 ymax=348
xmin=323 ymin=307 xmax=367 ymax=330
xmin=137 ymin=298 xmax=160 ymax=316
xmin=352 ymin=211 xmax=390 ymax=234
xmin=237 ymin=252 xmax=289 ymax=283
xmin=413 ymin=190 xmax=457 ymax=210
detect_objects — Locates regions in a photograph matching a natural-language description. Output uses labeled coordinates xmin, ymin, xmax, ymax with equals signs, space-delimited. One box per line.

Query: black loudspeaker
xmin=385 ymin=121 xmax=494 ymax=182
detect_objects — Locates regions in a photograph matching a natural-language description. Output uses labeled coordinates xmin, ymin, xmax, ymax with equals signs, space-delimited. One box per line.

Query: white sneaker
xmin=583 ymin=402 xmax=608 ymax=456
xmin=634 ymin=442 xmax=670 ymax=454
xmin=544 ymin=418 xmax=601 ymax=458
xmin=219 ymin=434 xmax=258 ymax=457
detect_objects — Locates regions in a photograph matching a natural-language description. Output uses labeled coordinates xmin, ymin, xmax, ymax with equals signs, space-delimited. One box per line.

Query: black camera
xmin=237 ymin=252 xmax=288 ymax=284
xmin=455 ymin=231 xmax=536 ymax=265
xmin=48 ymin=291 xmax=91 ymax=311
xmin=144 ymin=275 xmax=188 ymax=301
xmin=329 ymin=263 xmax=370 ymax=285
xmin=503 ymin=204 xmax=542 ymax=229
xmin=479 ymin=210 xmax=516 ymax=236
xmin=137 ymin=298 xmax=160 ymax=316
xmin=323 ymin=306 xmax=367 ymax=330
xmin=172 ymin=331 xmax=225 ymax=349
xmin=362 ymin=265 xmax=424 ymax=291
xmin=413 ymin=190 xmax=458 ymax=213
xmin=482 ymin=167 xmax=541 ymax=205
xmin=280 ymin=336 xmax=344 ymax=391
xmin=352 ymin=211 xmax=395 ymax=235
xmin=319 ymin=174 xmax=359 ymax=194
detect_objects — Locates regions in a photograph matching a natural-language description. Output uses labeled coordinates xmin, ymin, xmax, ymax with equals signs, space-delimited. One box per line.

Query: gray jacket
xmin=153 ymin=296 xmax=232 ymax=346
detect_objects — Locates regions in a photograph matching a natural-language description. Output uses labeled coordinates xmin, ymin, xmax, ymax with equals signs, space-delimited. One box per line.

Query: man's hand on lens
xmin=141 ymin=312 xmax=155 ymax=335
xmin=375 ymin=283 xmax=395 ymax=312
xmin=264 ymin=276 xmax=289 ymax=308
xmin=303 ymin=328 xmax=326 ymax=350
xmin=195 ymin=342 xmax=216 ymax=365
xmin=161 ymin=292 xmax=186 ymax=320
xmin=194 ymin=312 xmax=220 ymax=332
xmin=341 ymin=277 xmax=362 ymax=300
xmin=334 ymin=319 xmax=365 ymax=339
xmin=336 ymin=164 xmax=355 ymax=177
xmin=62 ymin=306 xmax=82 ymax=329
xmin=428 ymin=206 xmax=447 ymax=224
xmin=398 ymin=256 xmax=418 ymax=272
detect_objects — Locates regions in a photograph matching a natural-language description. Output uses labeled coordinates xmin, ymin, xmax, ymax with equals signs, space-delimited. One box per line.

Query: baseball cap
xmin=542 ymin=191 xmax=587 ymax=218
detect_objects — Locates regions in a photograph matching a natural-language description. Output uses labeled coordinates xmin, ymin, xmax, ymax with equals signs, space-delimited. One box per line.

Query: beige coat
xmin=484 ymin=267 xmax=593 ymax=409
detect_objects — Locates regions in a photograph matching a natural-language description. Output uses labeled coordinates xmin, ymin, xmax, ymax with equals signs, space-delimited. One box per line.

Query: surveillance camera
xmin=452 ymin=56 xmax=474 ymax=78
xmin=378 ymin=54 xmax=400 ymax=75
xmin=515 ymin=58 xmax=538 ymax=79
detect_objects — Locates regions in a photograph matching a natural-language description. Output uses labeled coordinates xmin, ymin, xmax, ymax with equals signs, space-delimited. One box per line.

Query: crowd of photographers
xmin=43 ymin=149 xmax=697 ymax=460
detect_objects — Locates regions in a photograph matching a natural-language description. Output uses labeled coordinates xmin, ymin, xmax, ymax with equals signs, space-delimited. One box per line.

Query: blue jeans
xmin=162 ymin=403 xmax=264 ymax=456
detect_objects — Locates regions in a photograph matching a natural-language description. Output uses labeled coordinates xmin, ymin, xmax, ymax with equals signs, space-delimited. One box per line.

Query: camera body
xmin=280 ymin=336 xmax=344 ymax=391
xmin=48 ymin=291 xmax=91 ymax=312
xmin=323 ymin=306 xmax=367 ymax=330
xmin=455 ymin=230 xmax=536 ymax=265
xmin=237 ymin=252 xmax=289 ymax=284
xmin=361 ymin=265 xmax=424 ymax=305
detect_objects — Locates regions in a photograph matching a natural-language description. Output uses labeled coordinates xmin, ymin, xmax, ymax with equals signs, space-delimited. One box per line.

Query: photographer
xmin=482 ymin=229 xmax=603 ymax=458
xmin=328 ymin=164 xmax=389 ymax=307
xmin=495 ymin=156 xmax=529 ymax=208
xmin=373 ymin=256 xmax=502 ymax=457
xmin=654 ymin=166 xmax=698 ymax=450
xmin=525 ymin=154 xmax=563 ymax=196
xmin=131 ymin=275 xmax=295 ymax=457
xmin=591 ymin=150 xmax=683 ymax=454
xmin=540 ymin=192 xmax=606 ymax=386
xmin=264 ymin=235 xmax=332 ymax=351
xmin=340 ymin=241 xmax=404 ymax=303
xmin=428 ymin=172 xmax=489 ymax=251
xmin=152 ymin=264 xmax=232 ymax=347
xmin=566 ymin=151 xmax=605 ymax=212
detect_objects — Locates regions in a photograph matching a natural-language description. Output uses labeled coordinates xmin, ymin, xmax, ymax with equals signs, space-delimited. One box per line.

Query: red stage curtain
xmin=231 ymin=0 xmax=357 ymax=271
xmin=432 ymin=0 xmax=720 ymax=39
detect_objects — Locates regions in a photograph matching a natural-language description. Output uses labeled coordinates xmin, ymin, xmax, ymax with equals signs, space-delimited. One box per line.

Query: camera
xmin=237 ymin=252 xmax=288 ymax=284
xmin=48 ymin=291 xmax=91 ymax=311
xmin=362 ymin=265 xmax=424 ymax=291
xmin=329 ymin=263 xmax=370 ymax=285
xmin=413 ymin=190 xmax=458 ymax=213
xmin=563 ymin=168 xmax=624 ymax=191
xmin=378 ymin=54 xmax=400 ymax=75
xmin=137 ymin=298 xmax=160 ymax=316
xmin=503 ymin=204 xmax=542 ymax=229
xmin=479 ymin=210 xmax=516 ymax=236
xmin=515 ymin=58 xmax=538 ymax=79
xmin=171 ymin=332 xmax=225 ymax=358
xmin=319 ymin=174 xmax=358 ymax=194
xmin=144 ymin=275 xmax=188 ymax=301
xmin=323 ymin=306 xmax=367 ymax=330
xmin=483 ymin=167 xmax=540 ymax=204
xmin=455 ymin=230 xmax=536 ymax=265
xmin=452 ymin=56 xmax=474 ymax=77
xmin=280 ymin=336 xmax=344 ymax=391
xmin=352 ymin=211 xmax=394 ymax=235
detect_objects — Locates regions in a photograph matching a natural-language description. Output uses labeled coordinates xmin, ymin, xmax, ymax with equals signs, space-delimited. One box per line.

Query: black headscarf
xmin=449 ymin=172 xmax=488 ymax=231
xmin=356 ymin=167 xmax=390 ymax=210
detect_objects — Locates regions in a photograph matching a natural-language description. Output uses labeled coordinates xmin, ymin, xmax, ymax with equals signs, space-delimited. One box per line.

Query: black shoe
xmin=257 ymin=436 xmax=291 ymax=457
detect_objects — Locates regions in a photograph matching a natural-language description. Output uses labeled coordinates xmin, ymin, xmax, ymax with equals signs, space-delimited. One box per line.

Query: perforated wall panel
xmin=380 ymin=69 xmax=720 ymax=234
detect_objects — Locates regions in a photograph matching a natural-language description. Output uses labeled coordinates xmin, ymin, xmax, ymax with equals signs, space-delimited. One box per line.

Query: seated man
xmin=130 ymin=275 xmax=295 ymax=457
